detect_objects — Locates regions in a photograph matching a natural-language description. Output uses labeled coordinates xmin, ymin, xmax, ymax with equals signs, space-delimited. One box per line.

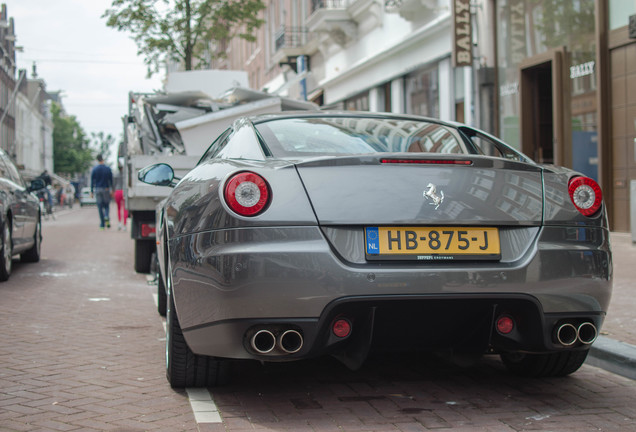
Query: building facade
xmin=603 ymin=0 xmax=636 ymax=231
xmin=207 ymin=0 xmax=636 ymax=231
xmin=214 ymin=0 xmax=469 ymax=125
xmin=0 ymin=3 xmax=17 ymax=157
xmin=0 ymin=4 xmax=54 ymax=179
xmin=489 ymin=0 xmax=636 ymax=231
xmin=15 ymin=76 xmax=54 ymax=178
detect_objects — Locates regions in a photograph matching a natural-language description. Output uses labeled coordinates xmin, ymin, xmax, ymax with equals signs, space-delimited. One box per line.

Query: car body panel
xmin=165 ymin=160 xmax=318 ymax=239
xmin=146 ymin=112 xmax=612 ymax=369
xmin=294 ymin=156 xmax=544 ymax=226
xmin=169 ymin=224 xmax=610 ymax=324
xmin=0 ymin=149 xmax=43 ymax=261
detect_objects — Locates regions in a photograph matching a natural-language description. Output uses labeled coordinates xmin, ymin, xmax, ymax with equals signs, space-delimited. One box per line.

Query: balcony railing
xmin=274 ymin=26 xmax=309 ymax=52
xmin=310 ymin=0 xmax=346 ymax=14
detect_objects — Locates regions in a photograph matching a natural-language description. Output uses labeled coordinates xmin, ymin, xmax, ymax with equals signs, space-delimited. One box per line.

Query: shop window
xmin=405 ymin=66 xmax=439 ymax=118
xmin=345 ymin=92 xmax=369 ymax=111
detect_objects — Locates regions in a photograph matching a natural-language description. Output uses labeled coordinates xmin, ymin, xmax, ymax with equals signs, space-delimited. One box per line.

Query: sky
xmin=7 ymin=0 xmax=164 ymax=157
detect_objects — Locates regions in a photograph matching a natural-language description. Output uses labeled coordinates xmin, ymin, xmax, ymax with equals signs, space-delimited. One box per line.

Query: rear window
xmin=255 ymin=117 xmax=471 ymax=157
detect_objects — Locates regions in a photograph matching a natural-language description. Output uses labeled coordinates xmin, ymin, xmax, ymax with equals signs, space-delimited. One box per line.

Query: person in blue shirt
xmin=91 ymin=154 xmax=113 ymax=229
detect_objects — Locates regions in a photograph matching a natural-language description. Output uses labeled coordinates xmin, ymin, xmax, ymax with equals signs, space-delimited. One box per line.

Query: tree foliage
xmin=102 ymin=0 xmax=266 ymax=76
xmin=51 ymin=103 xmax=94 ymax=175
xmin=90 ymin=131 xmax=116 ymax=162
xmin=534 ymin=0 xmax=595 ymax=61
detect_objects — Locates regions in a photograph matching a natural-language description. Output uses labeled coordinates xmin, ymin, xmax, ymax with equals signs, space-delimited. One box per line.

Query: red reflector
xmin=496 ymin=316 xmax=515 ymax=334
xmin=380 ymin=158 xmax=472 ymax=165
xmin=332 ymin=319 xmax=352 ymax=338
xmin=141 ymin=223 xmax=156 ymax=238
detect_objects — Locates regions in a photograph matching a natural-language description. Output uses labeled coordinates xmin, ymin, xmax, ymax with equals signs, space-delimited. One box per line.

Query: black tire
xmin=0 ymin=219 xmax=12 ymax=282
xmin=500 ymin=349 xmax=589 ymax=377
xmin=134 ymin=239 xmax=153 ymax=273
xmin=166 ymin=269 xmax=229 ymax=388
xmin=157 ymin=273 xmax=167 ymax=317
xmin=21 ymin=219 xmax=42 ymax=263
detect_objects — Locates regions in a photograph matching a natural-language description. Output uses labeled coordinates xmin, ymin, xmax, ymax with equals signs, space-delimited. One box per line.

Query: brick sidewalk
xmin=0 ymin=208 xmax=195 ymax=431
xmin=600 ymin=233 xmax=636 ymax=346
xmin=1 ymin=208 xmax=634 ymax=432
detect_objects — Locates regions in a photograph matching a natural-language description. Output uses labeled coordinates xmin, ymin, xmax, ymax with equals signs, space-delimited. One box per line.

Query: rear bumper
xmin=183 ymin=294 xmax=605 ymax=361
xmin=169 ymin=224 xmax=612 ymax=359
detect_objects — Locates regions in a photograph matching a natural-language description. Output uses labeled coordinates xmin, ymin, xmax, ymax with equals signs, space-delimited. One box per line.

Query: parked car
xmin=0 ymin=148 xmax=46 ymax=281
xmin=79 ymin=187 xmax=96 ymax=206
xmin=139 ymin=112 xmax=612 ymax=388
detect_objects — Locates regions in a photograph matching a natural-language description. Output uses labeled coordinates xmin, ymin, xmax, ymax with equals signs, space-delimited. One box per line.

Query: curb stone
xmin=587 ymin=336 xmax=636 ymax=380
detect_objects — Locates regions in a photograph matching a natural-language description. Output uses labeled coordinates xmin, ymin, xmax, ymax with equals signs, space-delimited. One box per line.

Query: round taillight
xmin=224 ymin=172 xmax=270 ymax=216
xmin=568 ymin=176 xmax=602 ymax=217
xmin=496 ymin=316 xmax=514 ymax=335
xmin=332 ymin=319 xmax=352 ymax=338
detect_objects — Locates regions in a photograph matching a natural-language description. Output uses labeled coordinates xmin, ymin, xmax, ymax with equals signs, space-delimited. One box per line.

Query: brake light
xmin=224 ymin=172 xmax=270 ymax=216
xmin=568 ymin=176 xmax=602 ymax=217
xmin=141 ymin=223 xmax=156 ymax=238
xmin=380 ymin=158 xmax=472 ymax=165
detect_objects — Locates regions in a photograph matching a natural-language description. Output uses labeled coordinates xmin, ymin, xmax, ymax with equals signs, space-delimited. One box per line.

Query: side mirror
xmin=138 ymin=163 xmax=175 ymax=187
xmin=28 ymin=178 xmax=46 ymax=192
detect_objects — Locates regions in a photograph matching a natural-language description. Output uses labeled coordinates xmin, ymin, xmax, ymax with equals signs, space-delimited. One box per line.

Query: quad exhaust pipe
xmin=249 ymin=328 xmax=304 ymax=355
xmin=251 ymin=329 xmax=276 ymax=354
xmin=555 ymin=322 xmax=598 ymax=346
xmin=278 ymin=330 xmax=303 ymax=354
xmin=556 ymin=323 xmax=578 ymax=346
xmin=577 ymin=322 xmax=598 ymax=345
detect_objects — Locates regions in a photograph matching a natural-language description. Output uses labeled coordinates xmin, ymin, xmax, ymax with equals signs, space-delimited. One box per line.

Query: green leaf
xmin=102 ymin=0 xmax=266 ymax=75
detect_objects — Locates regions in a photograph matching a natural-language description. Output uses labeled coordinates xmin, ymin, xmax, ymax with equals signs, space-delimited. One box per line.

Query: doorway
xmin=519 ymin=48 xmax=569 ymax=167
xmin=521 ymin=63 xmax=554 ymax=163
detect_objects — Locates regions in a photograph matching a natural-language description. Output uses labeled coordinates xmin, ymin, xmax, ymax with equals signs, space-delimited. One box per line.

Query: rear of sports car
xmin=165 ymin=114 xmax=612 ymax=386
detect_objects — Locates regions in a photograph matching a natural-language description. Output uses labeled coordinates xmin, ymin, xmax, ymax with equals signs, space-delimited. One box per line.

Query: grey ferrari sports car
xmin=139 ymin=112 xmax=612 ymax=388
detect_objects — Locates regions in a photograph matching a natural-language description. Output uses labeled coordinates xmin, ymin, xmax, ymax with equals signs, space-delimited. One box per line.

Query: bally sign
xmin=453 ymin=0 xmax=472 ymax=67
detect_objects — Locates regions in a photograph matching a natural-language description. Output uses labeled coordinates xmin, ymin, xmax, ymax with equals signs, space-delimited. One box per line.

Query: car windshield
xmin=255 ymin=117 xmax=474 ymax=157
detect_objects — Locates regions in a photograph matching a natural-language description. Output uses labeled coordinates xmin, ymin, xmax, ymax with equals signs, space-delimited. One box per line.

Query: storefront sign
xmin=452 ymin=0 xmax=472 ymax=67
xmin=500 ymin=82 xmax=519 ymax=97
xmin=570 ymin=61 xmax=595 ymax=79
xmin=508 ymin=0 xmax=526 ymax=65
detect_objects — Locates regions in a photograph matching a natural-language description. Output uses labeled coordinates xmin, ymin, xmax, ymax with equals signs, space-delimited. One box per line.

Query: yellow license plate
xmin=365 ymin=227 xmax=500 ymax=261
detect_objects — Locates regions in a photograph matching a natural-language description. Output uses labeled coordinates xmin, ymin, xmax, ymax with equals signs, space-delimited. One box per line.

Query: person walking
xmin=64 ymin=182 xmax=76 ymax=208
xmin=113 ymin=165 xmax=128 ymax=231
xmin=91 ymin=154 xmax=113 ymax=230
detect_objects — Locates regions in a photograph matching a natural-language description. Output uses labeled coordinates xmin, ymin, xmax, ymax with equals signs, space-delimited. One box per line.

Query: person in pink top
xmin=113 ymin=165 xmax=128 ymax=231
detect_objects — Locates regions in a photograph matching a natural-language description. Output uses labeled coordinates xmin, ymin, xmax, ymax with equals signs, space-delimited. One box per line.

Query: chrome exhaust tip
xmin=577 ymin=322 xmax=598 ymax=345
xmin=251 ymin=329 xmax=276 ymax=354
xmin=278 ymin=329 xmax=303 ymax=354
xmin=556 ymin=323 xmax=578 ymax=346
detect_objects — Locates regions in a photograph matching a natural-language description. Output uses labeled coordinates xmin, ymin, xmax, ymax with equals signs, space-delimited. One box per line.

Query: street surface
xmin=0 ymin=206 xmax=635 ymax=431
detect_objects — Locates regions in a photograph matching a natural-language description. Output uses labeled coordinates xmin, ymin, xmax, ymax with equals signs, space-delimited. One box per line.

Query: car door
xmin=0 ymin=151 xmax=32 ymax=248
xmin=0 ymin=153 xmax=20 ymax=244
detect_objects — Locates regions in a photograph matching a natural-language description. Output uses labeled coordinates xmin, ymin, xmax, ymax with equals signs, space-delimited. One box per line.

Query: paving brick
xmin=29 ymin=419 xmax=79 ymax=431
xmin=3 ymin=206 xmax=636 ymax=432
xmin=0 ymin=209 xmax=196 ymax=431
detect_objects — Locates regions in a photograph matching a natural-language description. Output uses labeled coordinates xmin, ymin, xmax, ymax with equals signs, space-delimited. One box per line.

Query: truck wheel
xmin=134 ymin=239 xmax=153 ymax=273
xmin=165 ymin=265 xmax=229 ymax=388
